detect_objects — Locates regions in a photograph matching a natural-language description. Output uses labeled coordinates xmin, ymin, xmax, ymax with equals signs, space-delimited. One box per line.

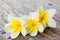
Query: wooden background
xmin=0 ymin=0 xmax=60 ymax=40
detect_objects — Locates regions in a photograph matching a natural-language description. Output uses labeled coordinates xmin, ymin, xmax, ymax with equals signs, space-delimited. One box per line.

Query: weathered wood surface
xmin=0 ymin=0 xmax=60 ymax=40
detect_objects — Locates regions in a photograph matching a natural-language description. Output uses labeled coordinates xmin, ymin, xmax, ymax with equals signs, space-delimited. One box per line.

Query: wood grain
xmin=0 ymin=0 xmax=60 ymax=40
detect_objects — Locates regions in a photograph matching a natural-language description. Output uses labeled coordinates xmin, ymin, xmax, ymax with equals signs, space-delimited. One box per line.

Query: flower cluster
xmin=4 ymin=6 xmax=57 ymax=39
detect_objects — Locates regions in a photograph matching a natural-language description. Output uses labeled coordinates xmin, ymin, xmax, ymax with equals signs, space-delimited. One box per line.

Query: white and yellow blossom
xmin=25 ymin=12 xmax=44 ymax=36
xmin=39 ymin=6 xmax=57 ymax=28
xmin=4 ymin=5 xmax=57 ymax=38
xmin=4 ymin=14 xmax=26 ymax=39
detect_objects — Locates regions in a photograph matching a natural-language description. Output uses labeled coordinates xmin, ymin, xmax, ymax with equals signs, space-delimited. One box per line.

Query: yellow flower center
xmin=26 ymin=19 xmax=40 ymax=33
xmin=27 ymin=19 xmax=39 ymax=27
xmin=39 ymin=9 xmax=51 ymax=25
xmin=9 ymin=19 xmax=24 ymax=34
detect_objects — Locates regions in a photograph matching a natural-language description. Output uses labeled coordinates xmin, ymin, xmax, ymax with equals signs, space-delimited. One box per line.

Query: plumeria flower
xmin=24 ymin=12 xmax=44 ymax=36
xmin=38 ymin=6 xmax=57 ymax=28
xmin=4 ymin=14 xmax=26 ymax=39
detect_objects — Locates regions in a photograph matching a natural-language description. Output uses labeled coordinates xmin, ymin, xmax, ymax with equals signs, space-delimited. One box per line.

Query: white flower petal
xmin=29 ymin=12 xmax=39 ymax=19
xmin=11 ymin=28 xmax=20 ymax=39
xmin=18 ymin=17 xmax=26 ymax=25
xmin=48 ymin=18 xmax=56 ymax=28
xmin=21 ymin=28 xmax=26 ymax=36
xmin=4 ymin=23 xmax=13 ymax=33
xmin=46 ymin=9 xmax=57 ymax=17
xmin=22 ymin=15 xmax=29 ymax=20
xmin=7 ymin=14 xmax=17 ymax=22
xmin=7 ymin=14 xmax=26 ymax=26
xmin=30 ymin=30 xmax=37 ymax=36
xmin=30 ymin=28 xmax=37 ymax=36
xmin=38 ymin=23 xmax=46 ymax=33
xmin=37 ymin=5 xmax=44 ymax=11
